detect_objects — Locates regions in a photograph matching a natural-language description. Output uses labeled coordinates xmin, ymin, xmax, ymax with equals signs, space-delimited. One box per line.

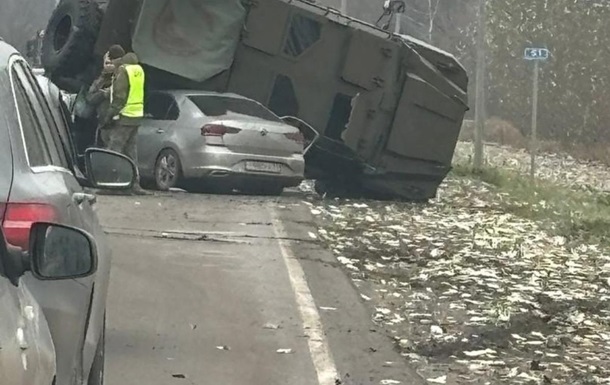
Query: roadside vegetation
xmin=308 ymin=143 xmax=610 ymax=384
xmin=452 ymin=163 xmax=610 ymax=248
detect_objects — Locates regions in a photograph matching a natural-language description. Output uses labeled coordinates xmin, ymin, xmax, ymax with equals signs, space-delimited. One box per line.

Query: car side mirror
xmin=29 ymin=223 xmax=97 ymax=280
xmin=85 ymin=148 xmax=137 ymax=190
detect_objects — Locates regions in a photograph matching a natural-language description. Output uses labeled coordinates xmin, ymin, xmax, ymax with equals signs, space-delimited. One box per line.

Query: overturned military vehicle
xmin=41 ymin=0 xmax=469 ymax=200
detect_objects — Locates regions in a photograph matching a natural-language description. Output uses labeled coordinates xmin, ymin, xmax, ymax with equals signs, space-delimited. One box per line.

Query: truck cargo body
xmin=44 ymin=0 xmax=469 ymax=200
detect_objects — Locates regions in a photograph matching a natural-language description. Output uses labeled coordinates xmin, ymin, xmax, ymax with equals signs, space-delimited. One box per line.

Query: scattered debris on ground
xmin=307 ymin=143 xmax=610 ymax=384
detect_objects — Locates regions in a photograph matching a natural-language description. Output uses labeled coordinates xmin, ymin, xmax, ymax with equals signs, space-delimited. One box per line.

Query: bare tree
xmin=0 ymin=0 xmax=55 ymax=52
xmin=427 ymin=0 xmax=441 ymax=43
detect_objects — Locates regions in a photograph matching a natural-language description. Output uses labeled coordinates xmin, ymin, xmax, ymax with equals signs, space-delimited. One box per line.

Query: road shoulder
xmin=276 ymin=202 xmax=426 ymax=385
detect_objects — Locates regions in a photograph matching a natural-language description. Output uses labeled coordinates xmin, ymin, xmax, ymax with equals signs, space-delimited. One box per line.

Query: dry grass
xmin=452 ymin=164 xmax=610 ymax=247
xmin=460 ymin=118 xmax=526 ymax=148
xmin=460 ymin=118 xmax=610 ymax=166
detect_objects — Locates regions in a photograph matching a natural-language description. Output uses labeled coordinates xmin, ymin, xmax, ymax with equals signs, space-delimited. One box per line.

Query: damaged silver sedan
xmin=138 ymin=91 xmax=308 ymax=195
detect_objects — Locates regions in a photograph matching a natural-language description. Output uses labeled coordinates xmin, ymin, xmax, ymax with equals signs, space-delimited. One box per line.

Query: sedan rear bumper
xmin=181 ymin=145 xmax=305 ymax=187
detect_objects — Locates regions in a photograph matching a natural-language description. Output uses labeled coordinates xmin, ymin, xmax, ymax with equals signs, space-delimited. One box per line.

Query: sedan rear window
xmin=188 ymin=96 xmax=281 ymax=122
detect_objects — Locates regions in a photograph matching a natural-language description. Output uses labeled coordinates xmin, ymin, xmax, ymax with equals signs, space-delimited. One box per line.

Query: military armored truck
xmin=41 ymin=0 xmax=469 ymax=200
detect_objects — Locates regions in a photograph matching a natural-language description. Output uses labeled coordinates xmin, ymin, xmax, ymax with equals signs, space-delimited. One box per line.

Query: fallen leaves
xmin=427 ymin=375 xmax=447 ymax=384
xmin=309 ymin=144 xmax=610 ymax=384
xmin=463 ymin=349 xmax=497 ymax=358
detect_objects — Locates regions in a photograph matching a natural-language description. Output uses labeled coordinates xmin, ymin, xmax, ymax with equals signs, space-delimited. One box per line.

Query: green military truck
xmin=40 ymin=0 xmax=469 ymax=200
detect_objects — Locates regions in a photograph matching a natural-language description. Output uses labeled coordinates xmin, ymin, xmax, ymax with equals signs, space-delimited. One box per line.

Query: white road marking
xmin=271 ymin=210 xmax=340 ymax=385
xmin=16 ymin=328 xmax=27 ymax=349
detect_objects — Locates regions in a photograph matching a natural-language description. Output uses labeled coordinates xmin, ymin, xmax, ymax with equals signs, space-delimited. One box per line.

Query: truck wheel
xmin=42 ymin=0 xmax=102 ymax=78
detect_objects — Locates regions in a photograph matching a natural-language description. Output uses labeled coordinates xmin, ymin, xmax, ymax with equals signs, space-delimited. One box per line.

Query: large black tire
xmin=42 ymin=0 xmax=102 ymax=78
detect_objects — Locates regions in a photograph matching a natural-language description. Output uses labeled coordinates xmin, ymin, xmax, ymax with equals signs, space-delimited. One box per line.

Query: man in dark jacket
xmin=71 ymin=44 xmax=126 ymax=158
xmin=99 ymin=52 xmax=150 ymax=195
xmin=87 ymin=44 xmax=125 ymax=145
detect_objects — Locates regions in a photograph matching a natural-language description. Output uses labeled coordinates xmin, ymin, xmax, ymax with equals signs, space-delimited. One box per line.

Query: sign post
xmin=395 ymin=13 xmax=402 ymax=34
xmin=524 ymin=47 xmax=549 ymax=178
xmin=473 ymin=0 xmax=486 ymax=170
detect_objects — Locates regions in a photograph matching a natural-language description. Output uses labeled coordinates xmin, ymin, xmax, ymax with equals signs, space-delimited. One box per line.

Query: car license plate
xmin=246 ymin=161 xmax=281 ymax=174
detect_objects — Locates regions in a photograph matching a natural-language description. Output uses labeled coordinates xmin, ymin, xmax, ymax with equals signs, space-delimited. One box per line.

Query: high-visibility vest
xmin=120 ymin=64 xmax=145 ymax=118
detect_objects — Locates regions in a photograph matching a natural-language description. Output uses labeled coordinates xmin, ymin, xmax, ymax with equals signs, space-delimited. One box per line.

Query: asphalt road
xmin=95 ymin=191 xmax=425 ymax=385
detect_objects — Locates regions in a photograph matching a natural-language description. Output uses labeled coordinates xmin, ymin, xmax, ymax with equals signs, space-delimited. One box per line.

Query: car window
xmin=188 ymin=95 xmax=282 ymax=122
xmin=145 ymin=93 xmax=179 ymax=121
xmin=34 ymin=75 xmax=78 ymax=165
xmin=10 ymin=66 xmax=53 ymax=167
xmin=10 ymin=61 xmax=68 ymax=169
xmin=14 ymin=62 xmax=70 ymax=169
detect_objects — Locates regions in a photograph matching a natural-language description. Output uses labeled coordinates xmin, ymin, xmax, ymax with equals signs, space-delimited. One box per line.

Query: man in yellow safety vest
xmin=100 ymin=52 xmax=150 ymax=195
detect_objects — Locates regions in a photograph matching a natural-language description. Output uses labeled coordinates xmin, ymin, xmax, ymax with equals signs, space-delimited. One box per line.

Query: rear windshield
xmin=188 ymin=96 xmax=281 ymax=122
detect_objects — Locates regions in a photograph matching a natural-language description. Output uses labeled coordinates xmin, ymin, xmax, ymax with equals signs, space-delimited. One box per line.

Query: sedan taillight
xmin=284 ymin=132 xmax=305 ymax=145
xmin=0 ymin=203 xmax=58 ymax=250
xmin=201 ymin=124 xmax=241 ymax=137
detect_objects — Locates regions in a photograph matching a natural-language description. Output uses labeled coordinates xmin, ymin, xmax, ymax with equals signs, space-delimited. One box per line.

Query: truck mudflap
xmin=305 ymin=137 xmax=451 ymax=201
xmin=358 ymin=162 xmax=453 ymax=201
xmin=304 ymin=136 xmax=364 ymax=181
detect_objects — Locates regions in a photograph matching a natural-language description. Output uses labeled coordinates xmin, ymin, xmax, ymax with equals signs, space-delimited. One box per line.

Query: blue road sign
xmin=524 ymin=48 xmax=550 ymax=61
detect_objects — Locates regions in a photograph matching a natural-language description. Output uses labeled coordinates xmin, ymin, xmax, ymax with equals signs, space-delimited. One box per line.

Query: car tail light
xmin=201 ymin=124 xmax=241 ymax=137
xmin=0 ymin=203 xmax=58 ymax=250
xmin=284 ymin=132 xmax=305 ymax=145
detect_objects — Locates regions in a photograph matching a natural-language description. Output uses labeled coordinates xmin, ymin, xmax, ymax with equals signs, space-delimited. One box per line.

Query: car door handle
xmin=156 ymin=129 xmax=165 ymax=134
xmin=73 ymin=192 xmax=97 ymax=205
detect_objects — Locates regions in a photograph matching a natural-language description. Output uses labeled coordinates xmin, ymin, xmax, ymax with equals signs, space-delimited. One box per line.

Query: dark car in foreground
xmin=0 ymin=223 xmax=99 ymax=385
xmin=0 ymin=39 xmax=136 ymax=385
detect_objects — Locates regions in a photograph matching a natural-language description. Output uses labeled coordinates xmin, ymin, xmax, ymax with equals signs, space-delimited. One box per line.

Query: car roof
xmin=0 ymin=40 xmax=19 ymax=202
xmin=156 ymin=89 xmax=256 ymax=101
xmin=0 ymin=40 xmax=18 ymax=71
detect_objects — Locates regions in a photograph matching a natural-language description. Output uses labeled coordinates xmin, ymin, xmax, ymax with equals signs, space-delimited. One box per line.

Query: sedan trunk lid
xmin=204 ymin=118 xmax=303 ymax=157
xmin=189 ymin=94 xmax=304 ymax=157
